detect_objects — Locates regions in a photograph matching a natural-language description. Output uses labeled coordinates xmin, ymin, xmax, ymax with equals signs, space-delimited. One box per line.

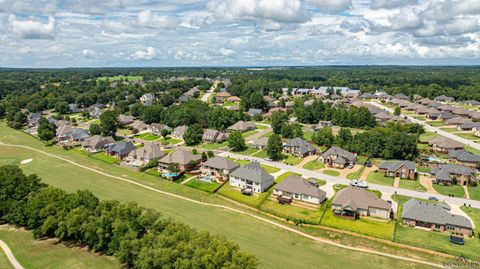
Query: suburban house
xmin=283 ymin=138 xmax=317 ymax=157
xmin=105 ymin=141 xmax=136 ymax=159
xmin=215 ymin=92 xmax=231 ymax=103
xmin=247 ymin=108 xmax=263 ymax=117
xmin=229 ymin=162 xmax=274 ymax=193
xmin=200 ymin=157 xmax=240 ymax=182
xmin=314 ymin=120 xmax=333 ymax=130
xmin=431 ymin=164 xmax=477 ymax=186
xmin=394 ymin=93 xmax=409 ymax=100
xmin=332 ymin=187 xmax=392 ymax=220
xmin=402 ymin=198 xmax=473 ymax=236
xmin=69 ymin=103 xmax=83 ymax=113
xmin=457 ymin=122 xmax=480 ymax=131
xmin=172 ymin=125 xmax=188 ymax=139
xmin=445 ymin=117 xmax=472 ymax=126
xmin=184 ymin=87 xmax=200 ymax=97
xmin=428 ymin=137 xmax=464 ymax=152
xmin=118 ymin=115 xmax=135 ymax=125
xmin=378 ymin=161 xmax=417 ymax=180
xmin=202 ymin=129 xmax=228 ymax=143
xmin=273 ymin=175 xmax=326 ymax=205
xmin=451 ymin=107 xmax=471 ymax=117
xmin=227 ymin=121 xmax=257 ymax=133
xmin=227 ymin=96 xmax=241 ymax=102
xmin=448 ymin=149 xmax=480 ymax=168
xmin=70 ymin=128 xmax=90 ymax=142
xmin=27 ymin=113 xmax=42 ymax=129
xmin=89 ymin=107 xmax=104 ymax=119
xmin=56 ymin=123 xmax=74 ymax=143
xmin=81 ymin=135 xmax=114 ymax=152
xmin=148 ymin=123 xmax=172 ymax=135
xmin=434 ymin=95 xmax=454 ymax=103
xmin=131 ymin=120 xmax=149 ymax=132
xmin=125 ymin=143 xmax=165 ymax=166
xmin=158 ymin=150 xmax=202 ymax=172
xmin=319 ymin=147 xmax=356 ymax=168
xmin=251 ymin=137 xmax=268 ymax=150
xmin=140 ymin=93 xmax=155 ymax=106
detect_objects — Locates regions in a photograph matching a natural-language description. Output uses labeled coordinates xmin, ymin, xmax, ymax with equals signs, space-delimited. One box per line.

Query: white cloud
xmin=130 ymin=46 xmax=156 ymax=60
xmin=218 ymin=48 xmax=236 ymax=57
xmin=9 ymin=15 xmax=56 ymax=39
xmin=81 ymin=49 xmax=96 ymax=58
xmin=370 ymin=0 xmax=417 ymax=10
xmin=305 ymin=0 xmax=352 ymax=13
xmin=137 ymin=10 xmax=178 ymax=29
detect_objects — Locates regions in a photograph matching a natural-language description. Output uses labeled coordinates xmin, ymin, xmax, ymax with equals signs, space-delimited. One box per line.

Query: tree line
xmin=0 ymin=165 xmax=257 ymax=268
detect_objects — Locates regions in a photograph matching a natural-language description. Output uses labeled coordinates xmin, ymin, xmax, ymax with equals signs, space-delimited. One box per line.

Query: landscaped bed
xmin=366 ymin=171 xmax=394 ymax=186
xmin=303 ymin=160 xmax=325 ymax=170
xmin=185 ymin=178 xmax=221 ymax=193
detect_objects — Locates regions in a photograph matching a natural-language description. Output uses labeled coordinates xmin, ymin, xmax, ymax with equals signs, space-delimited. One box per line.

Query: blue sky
xmin=0 ymin=0 xmax=479 ymax=67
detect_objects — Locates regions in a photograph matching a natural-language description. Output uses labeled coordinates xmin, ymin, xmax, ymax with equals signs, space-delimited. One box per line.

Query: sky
xmin=0 ymin=0 xmax=479 ymax=67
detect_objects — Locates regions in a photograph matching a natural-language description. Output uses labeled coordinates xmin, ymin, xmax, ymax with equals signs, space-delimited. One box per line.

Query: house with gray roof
xmin=319 ymin=147 xmax=356 ymax=169
xmin=457 ymin=122 xmax=480 ymax=131
xmin=56 ymin=123 xmax=74 ymax=143
xmin=446 ymin=116 xmax=472 ymax=126
xmin=89 ymin=107 xmax=104 ymax=119
xmin=126 ymin=142 xmax=165 ymax=166
xmin=131 ymin=120 xmax=149 ymax=132
xmin=394 ymin=93 xmax=409 ymax=100
xmin=70 ymin=128 xmax=90 ymax=142
xmin=332 ymin=187 xmax=391 ymax=219
xmin=273 ymin=175 xmax=326 ymax=205
xmin=431 ymin=164 xmax=477 ymax=186
xmin=251 ymin=137 xmax=269 ymax=150
xmin=247 ymin=108 xmax=263 ymax=118
xmin=148 ymin=123 xmax=172 ymax=135
xmin=283 ymin=138 xmax=316 ymax=157
xmin=402 ymin=198 xmax=473 ymax=236
xmin=158 ymin=150 xmax=202 ymax=172
xmin=118 ymin=114 xmax=135 ymax=125
xmin=428 ymin=137 xmax=464 ymax=152
xmin=200 ymin=157 xmax=240 ymax=182
xmin=227 ymin=121 xmax=257 ymax=133
xmin=172 ymin=125 xmax=188 ymax=139
xmin=81 ymin=135 xmax=114 ymax=152
xmin=106 ymin=141 xmax=136 ymax=159
xmin=378 ymin=161 xmax=416 ymax=180
xmin=448 ymin=149 xmax=480 ymax=168
xmin=140 ymin=93 xmax=155 ymax=106
xmin=229 ymin=162 xmax=274 ymax=193
xmin=434 ymin=95 xmax=454 ymax=103
xmin=202 ymin=129 xmax=227 ymax=143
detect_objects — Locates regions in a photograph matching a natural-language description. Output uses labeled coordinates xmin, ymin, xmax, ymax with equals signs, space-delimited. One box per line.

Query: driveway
xmin=418 ymin=175 xmax=439 ymax=194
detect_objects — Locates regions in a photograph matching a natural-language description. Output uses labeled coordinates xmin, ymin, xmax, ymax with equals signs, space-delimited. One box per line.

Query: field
xmin=418 ymin=132 xmax=439 ymax=143
xmin=303 ymin=160 xmax=325 ymax=170
xmin=0 ymin=228 xmax=121 ymax=269
xmin=0 ymin=124 xmax=452 ymax=268
xmin=260 ymin=199 xmax=324 ymax=224
xmin=427 ymin=121 xmax=445 ymax=127
xmin=89 ymin=152 xmax=120 ymax=164
xmin=217 ymin=182 xmax=271 ymax=208
xmin=432 ymin=184 xmax=465 ymax=198
xmin=468 ymin=186 xmax=480 ymax=201
xmin=366 ymin=171 xmax=394 ymax=186
xmin=96 ymin=75 xmax=142 ymax=81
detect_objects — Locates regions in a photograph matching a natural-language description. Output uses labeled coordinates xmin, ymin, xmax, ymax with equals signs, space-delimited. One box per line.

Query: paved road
xmin=218 ymin=151 xmax=480 ymax=209
xmin=0 ymin=239 xmax=25 ymax=269
xmin=369 ymin=101 xmax=480 ymax=151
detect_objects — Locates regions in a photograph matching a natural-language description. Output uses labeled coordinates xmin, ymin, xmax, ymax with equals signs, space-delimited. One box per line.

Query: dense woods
xmin=0 ymin=165 xmax=257 ymax=268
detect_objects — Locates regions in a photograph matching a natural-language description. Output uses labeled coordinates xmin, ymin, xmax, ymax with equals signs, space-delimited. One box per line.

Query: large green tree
xmin=228 ymin=131 xmax=247 ymax=152
xmin=99 ymin=110 xmax=119 ymax=137
xmin=267 ymin=134 xmax=283 ymax=160
xmin=183 ymin=124 xmax=203 ymax=145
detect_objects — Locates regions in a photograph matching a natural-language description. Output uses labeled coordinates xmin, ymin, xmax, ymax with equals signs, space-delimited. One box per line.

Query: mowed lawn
xmin=185 ymin=178 xmax=221 ymax=193
xmin=366 ymin=171 xmax=394 ymax=186
xmin=133 ymin=133 xmax=160 ymax=141
xmin=432 ymin=184 xmax=465 ymax=198
xmin=303 ymin=160 xmax=325 ymax=170
xmin=0 ymin=228 xmax=121 ymax=269
xmin=0 ymin=125 xmax=442 ymax=269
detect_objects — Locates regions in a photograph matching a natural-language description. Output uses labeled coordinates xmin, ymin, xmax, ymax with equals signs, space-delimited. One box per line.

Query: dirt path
xmin=0 ymin=239 xmax=25 ymax=269
xmin=0 ymin=142 xmax=445 ymax=269
xmin=419 ymin=175 xmax=439 ymax=194
xmin=464 ymin=186 xmax=470 ymax=199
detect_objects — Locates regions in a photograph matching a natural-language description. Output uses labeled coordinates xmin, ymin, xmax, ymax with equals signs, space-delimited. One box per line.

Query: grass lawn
xmin=398 ymin=179 xmax=426 ymax=192
xmin=465 ymin=145 xmax=480 ymax=155
xmin=440 ymin=127 xmax=458 ymax=133
xmin=227 ymin=158 xmax=251 ymax=166
xmin=134 ymin=133 xmax=160 ymax=141
xmin=260 ymin=164 xmax=280 ymax=173
xmin=252 ymin=150 xmax=268 ymax=158
xmin=366 ymin=172 xmax=394 ymax=186
xmin=261 ymin=131 xmax=273 ymax=138
xmin=96 ymin=75 xmax=142 ymax=81
xmin=0 ymin=124 xmax=447 ymax=269
xmin=217 ymin=183 xmax=271 ymax=208
xmin=320 ymin=208 xmax=395 ymax=240
xmin=283 ymin=155 xmax=303 ymax=166
xmin=200 ymin=141 xmax=228 ymax=150
xmin=467 ymin=186 xmax=480 ymax=201
xmin=222 ymin=101 xmax=237 ymax=107
xmin=427 ymin=121 xmax=445 ymax=127
xmin=303 ymin=130 xmax=314 ymax=141
xmin=90 ymin=152 xmax=120 ymax=164
xmin=185 ymin=178 xmax=221 ymax=193
xmin=417 ymin=166 xmax=431 ymax=173
xmin=159 ymin=137 xmax=182 ymax=145
xmin=0 ymin=228 xmax=121 ymax=269
xmin=303 ymin=160 xmax=325 ymax=170
xmin=235 ymin=147 xmax=258 ymax=156
xmin=323 ymin=170 xmax=340 ymax=176
xmin=242 ymin=129 xmax=260 ymax=138
xmin=461 ymin=207 xmax=480 ymax=234
xmin=260 ymin=199 xmax=324 ymax=224
xmin=309 ymin=177 xmax=326 ymax=186
xmin=116 ymin=128 xmax=133 ymax=136
xmin=455 ymin=132 xmax=480 ymax=141
xmin=275 ymin=172 xmax=300 ymax=183
xmin=432 ymin=184 xmax=465 ymax=198
xmin=418 ymin=131 xmax=439 ymax=143
xmin=144 ymin=168 xmax=161 ymax=177
xmin=254 ymin=124 xmax=268 ymax=130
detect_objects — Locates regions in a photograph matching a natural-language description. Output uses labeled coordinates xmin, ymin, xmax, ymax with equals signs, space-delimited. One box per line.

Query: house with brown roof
xmin=448 ymin=149 xmax=480 ymax=168
xmin=445 ymin=116 xmax=472 ymax=126
xmin=131 ymin=120 xmax=149 ymax=132
xmin=283 ymin=138 xmax=317 ymax=157
xmin=227 ymin=121 xmax=257 ymax=133
xmin=273 ymin=175 xmax=326 ymax=205
xmin=125 ymin=143 xmax=165 ymax=166
xmin=148 ymin=123 xmax=172 ymax=135
xmin=431 ymin=164 xmax=477 ymax=186
xmin=202 ymin=129 xmax=227 ymax=143
xmin=428 ymin=137 xmax=464 ymax=152
xmin=319 ymin=147 xmax=356 ymax=169
xmin=215 ymin=92 xmax=231 ymax=103
xmin=118 ymin=114 xmax=135 ymax=125
xmin=200 ymin=157 xmax=240 ymax=182
xmin=332 ymin=187 xmax=391 ymax=220
xmin=158 ymin=150 xmax=202 ymax=172
xmin=81 ymin=135 xmax=114 ymax=152
xmin=172 ymin=125 xmax=188 ymax=139
xmin=378 ymin=161 xmax=416 ymax=180
xmin=227 ymin=96 xmax=241 ymax=102
xmin=251 ymin=137 xmax=269 ymax=150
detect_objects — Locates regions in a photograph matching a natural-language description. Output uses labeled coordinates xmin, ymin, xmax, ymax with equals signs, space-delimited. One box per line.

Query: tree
xmin=99 ymin=110 xmax=118 ymax=137
xmin=55 ymin=102 xmax=70 ymax=114
xmin=249 ymin=92 xmax=267 ymax=110
xmin=183 ymin=124 xmax=203 ymax=146
xmin=267 ymin=134 xmax=283 ymax=161
xmin=228 ymin=131 xmax=247 ymax=152
xmin=271 ymin=112 xmax=288 ymax=134
xmin=160 ymin=128 xmax=170 ymax=138
xmin=167 ymin=163 xmax=180 ymax=173
xmin=394 ymin=106 xmax=401 ymax=116
xmin=89 ymin=124 xmax=101 ymax=135
xmin=336 ymin=128 xmax=353 ymax=147
xmin=37 ymin=118 xmax=56 ymax=141
xmin=141 ymin=105 xmax=163 ymax=124
xmin=312 ymin=126 xmax=334 ymax=147
xmin=281 ymin=123 xmax=303 ymax=139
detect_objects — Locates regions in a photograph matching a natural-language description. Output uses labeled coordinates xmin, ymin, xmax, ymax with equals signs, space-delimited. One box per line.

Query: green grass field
xmin=323 ymin=170 xmax=340 ymax=176
xmin=96 ymin=75 xmax=143 ymax=81
xmin=159 ymin=137 xmax=182 ymax=145
xmin=0 ymin=124 xmax=449 ymax=268
xmin=260 ymin=164 xmax=280 ymax=173
xmin=185 ymin=178 xmax=221 ymax=193
xmin=252 ymin=149 xmax=268 ymax=158
xmin=455 ymin=132 xmax=480 ymax=142
xmin=398 ymin=179 xmax=426 ymax=192
xmin=260 ymin=199 xmax=324 ymax=224
xmin=217 ymin=182 xmax=271 ymax=208
xmin=432 ymin=184 xmax=465 ymax=198
xmin=90 ymin=152 xmax=120 ymax=164
xmin=236 ymin=147 xmax=258 ymax=156
xmin=134 ymin=133 xmax=160 ymax=141
xmin=366 ymin=171 xmax=394 ymax=186
xmin=200 ymin=141 xmax=228 ymax=150
xmin=418 ymin=132 xmax=439 ymax=143
xmin=440 ymin=127 xmax=458 ymax=133
xmin=242 ymin=129 xmax=260 ymax=138
xmin=467 ymin=186 xmax=480 ymax=201
xmin=0 ymin=228 xmax=121 ymax=269
xmin=303 ymin=160 xmax=325 ymax=170
xmin=282 ymin=155 xmax=303 ymax=166
xmin=427 ymin=121 xmax=445 ymax=127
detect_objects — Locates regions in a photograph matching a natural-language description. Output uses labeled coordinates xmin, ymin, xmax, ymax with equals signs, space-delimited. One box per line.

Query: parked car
xmin=350 ymin=180 xmax=368 ymax=188
xmin=365 ymin=161 xmax=372 ymax=167
xmin=347 ymin=163 xmax=354 ymax=169
xmin=428 ymin=196 xmax=439 ymax=201
xmin=264 ymin=157 xmax=272 ymax=161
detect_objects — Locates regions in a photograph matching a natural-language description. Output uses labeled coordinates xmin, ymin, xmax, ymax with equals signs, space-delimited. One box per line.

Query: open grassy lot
xmin=252 ymin=149 xmax=268 ymax=158
xmin=303 ymin=160 xmax=325 ymax=170
xmin=144 ymin=168 xmax=161 ymax=177
xmin=467 ymin=186 xmax=480 ymax=201
xmin=398 ymin=179 xmax=426 ymax=192
xmin=282 ymin=155 xmax=303 ymax=166
xmin=90 ymin=152 xmax=120 ymax=164
xmin=275 ymin=172 xmax=299 ymax=183
xmin=260 ymin=199 xmax=324 ymax=224
xmin=461 ymin=207 xmax=480 ymax=234
xmin=320 ymin=208 xmax=395 ymax=240
xmin=96 ymin=75 xmax=143 ymax=81
xmin=242 ymin=129 xmax=260 ymax=138
xmin=432 ymin=184 xmax=465 ymax=198
xmin=185 ymin=178 xmax=221 ymax=193
xmin=133 ymin=133 xmax=160 ymax=141
xmin=366 ymin=171 xmax=394 ymax=186
xmin=260 ymin=164 xmax=280 ymax=173
xmin=465 ymin=145 xmax=480 ymax=155
xmin=323 ymin=169 xmax=340 ymax=176
xmin=200 ymin=141 xmax=228 ymax=150
xmin=235 ymin=147 xmax=258 ymax=156
xmin=0 ymin=125 xmax=449 ymax=269
xmin=159 ymin=137 xmax=182 ymax=145
xmin=0 ymin=228 xmax=121 ymax=269
xmin=440 ymin=127 xmax=458 ymax=133
xmin=217 ymin=182 xmax=271 ymax=208
xmin=427 ymin=121 xmax=445 ymax=127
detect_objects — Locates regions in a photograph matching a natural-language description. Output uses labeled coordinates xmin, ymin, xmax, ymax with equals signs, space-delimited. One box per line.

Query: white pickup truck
xmin=350 ymin=180 xmax=368 ymax=188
